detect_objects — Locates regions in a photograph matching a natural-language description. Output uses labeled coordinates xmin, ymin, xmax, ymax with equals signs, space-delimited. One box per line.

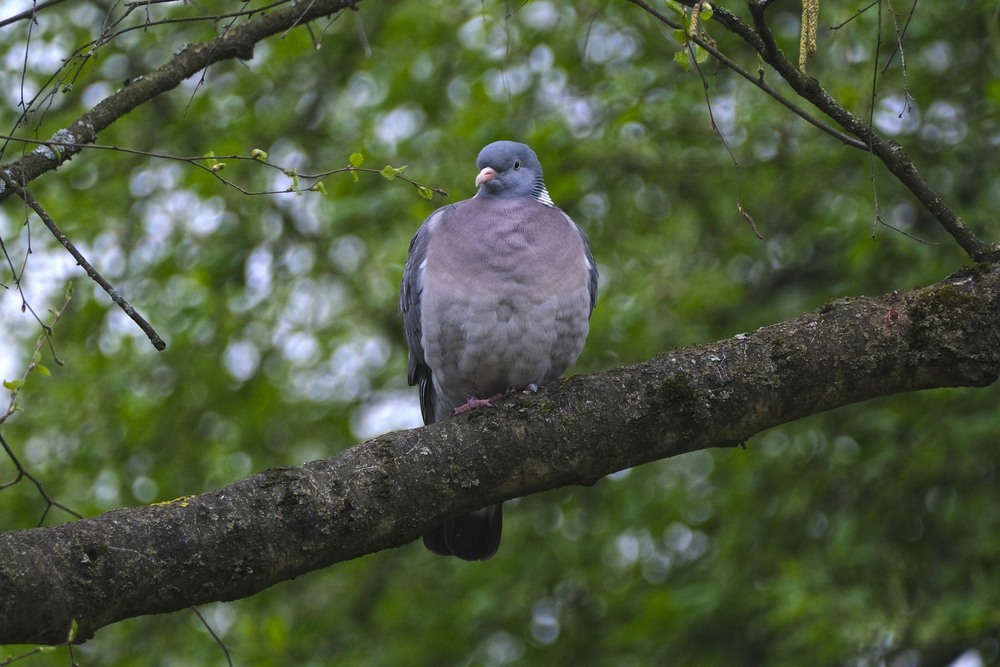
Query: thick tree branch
xmin=0 ymin=0 xmax=360 ymax=203
xmin=3 ymin=262 xmax=1000 ymax=645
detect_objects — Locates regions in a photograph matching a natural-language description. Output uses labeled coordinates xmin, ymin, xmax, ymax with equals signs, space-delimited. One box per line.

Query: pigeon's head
xmin=474 ymin=141 xmax=552 ymax=205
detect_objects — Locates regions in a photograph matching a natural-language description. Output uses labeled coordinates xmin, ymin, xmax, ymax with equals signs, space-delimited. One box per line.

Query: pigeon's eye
xmin=512 ymin=160 xmax=521 ymax=171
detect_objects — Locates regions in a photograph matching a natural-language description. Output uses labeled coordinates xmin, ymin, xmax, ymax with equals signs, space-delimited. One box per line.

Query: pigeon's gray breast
xmin=419 ymin=196 xmax=592 ymax=413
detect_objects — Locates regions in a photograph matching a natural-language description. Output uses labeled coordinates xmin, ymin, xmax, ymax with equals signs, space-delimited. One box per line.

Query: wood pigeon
xmin=399 ymin=140 xmax=598 ymax=561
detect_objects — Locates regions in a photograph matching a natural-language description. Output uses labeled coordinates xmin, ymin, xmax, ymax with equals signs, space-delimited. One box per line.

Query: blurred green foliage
xmin=1 ymin=1 xmax=999 ymax=665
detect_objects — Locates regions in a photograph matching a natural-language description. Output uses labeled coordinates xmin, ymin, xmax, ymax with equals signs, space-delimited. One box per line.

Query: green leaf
xmin=284 ymin=169 xmax=301 ymax=192
xmin=381 ymin=165 xmax=397 ymax=180
xmin=35 ymin=364 xmax=51 ymax=377
xmin=673 ymin=49 xmax=691 ymax=71
xmin=251 ymin=148 xmax=268 ymax=160
xmin=313 ymin=182 xmax=327 ymax=195
xmin=3 ymin=379 xmax=23 ymax=390
xmin=664 ymin=0 xmax=687 ymax=19
xmin=417 ymin=186 xmax=434 ymax=200
xmin=349 ymin=152 xmax=364 ymax=167
xmin=700 ymin=2 xmax=714 ymax=20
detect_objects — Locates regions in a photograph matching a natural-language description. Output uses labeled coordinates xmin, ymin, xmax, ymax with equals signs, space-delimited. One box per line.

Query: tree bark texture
xmin=2 ymin=261 xmax=999 ymax=644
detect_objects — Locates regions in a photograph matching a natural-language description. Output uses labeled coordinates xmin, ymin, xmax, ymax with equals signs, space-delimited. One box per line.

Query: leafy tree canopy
xmin=1 ymin=0 xmax=999 ymax=665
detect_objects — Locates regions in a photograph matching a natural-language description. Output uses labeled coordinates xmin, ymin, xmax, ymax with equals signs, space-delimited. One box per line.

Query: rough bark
xmin=2 ymin=261 xmax=999 ymax=645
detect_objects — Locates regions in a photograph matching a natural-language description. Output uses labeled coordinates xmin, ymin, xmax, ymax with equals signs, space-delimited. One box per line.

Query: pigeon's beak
xmin=475 ymin=167 xmax=497 ymax=187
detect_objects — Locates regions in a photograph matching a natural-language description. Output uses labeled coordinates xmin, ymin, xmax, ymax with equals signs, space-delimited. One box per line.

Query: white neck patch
xmin=533 ymin=183 xmax=554 ymax=208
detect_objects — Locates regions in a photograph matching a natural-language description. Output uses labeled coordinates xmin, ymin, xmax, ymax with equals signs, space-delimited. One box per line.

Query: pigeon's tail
xmin=423 ymin=504 xmax=503 ymax=561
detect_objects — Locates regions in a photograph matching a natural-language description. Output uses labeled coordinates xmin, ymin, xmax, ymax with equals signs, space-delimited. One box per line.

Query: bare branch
xmin=0 ymin=308 xmax=83 ymax=526
xmin=628 ymin=0 xmax=991 ymax=261
xmin=0 ymin=432 xmax=83 ymax=526
xmin=686 ymin=39 xmax=764 ymax=239
xmin=2 ymin=177 xmax=167 ymax=352
xmin=625 ymin=0 xmax=868 ymax=149
xmin=189 ymin=607 xmax=234 ymax=667
xmin=0 ymin=0 xmax=75 ymax=29
xmin=1 ymin=283 xmax=73 ymax=426
xmin=0 ymin=0 xmax=362 ymax=203
xmin=0 ymin=135 xmax=449 ymax=199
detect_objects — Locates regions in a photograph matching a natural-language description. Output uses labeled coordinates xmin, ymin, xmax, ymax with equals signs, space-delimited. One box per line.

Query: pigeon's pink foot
xmin=453 ymin=393 xmax=504 ymax=415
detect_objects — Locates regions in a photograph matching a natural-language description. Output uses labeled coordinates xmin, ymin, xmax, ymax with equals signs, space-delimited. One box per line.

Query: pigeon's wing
xmin=400 ymin=205 xmax=449 ymax=425
xmin=582 ymin=225 xmax=599 ymax=315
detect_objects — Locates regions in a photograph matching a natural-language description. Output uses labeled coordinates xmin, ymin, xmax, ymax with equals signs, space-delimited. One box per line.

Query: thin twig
xmin=1 ymin=284 xmax=72 ymax=426
xmin=829 ymin=0 xmax=880 ymax=30
xmin=0 ymin=0 xmax=74 ymax=29
xmin=867 ymin=0 xmax=884 ymax=238
xmin=2 ymin=175 xmax=167 ymax=351
xmin=0 ymin=135 xmax=449 ymax=198
xmin=638 ymin=0 xmax=989 ymax=260
xmin=190 ymin=607 xmax=234 ymax=667
xmin=880 ymin=0 xmax=919 ymax=75
xmin=0 ymin=192 xmax=60 ymax=340
xmin=0 ymin=432 xmax=83 ymax=524
xmin=183 ymin=1 xmax=256 ymax=115
xmin=686 ymin=40 xmax=763 ymax=239
xmin=0 ymin=0 xmax=358 ymax=204
xmin=625 ymin=0 xmax=868 ymax=150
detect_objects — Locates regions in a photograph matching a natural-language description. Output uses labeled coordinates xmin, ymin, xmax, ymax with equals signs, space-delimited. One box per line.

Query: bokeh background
xmin=1 ymin=1 xmax=999 ymax=664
